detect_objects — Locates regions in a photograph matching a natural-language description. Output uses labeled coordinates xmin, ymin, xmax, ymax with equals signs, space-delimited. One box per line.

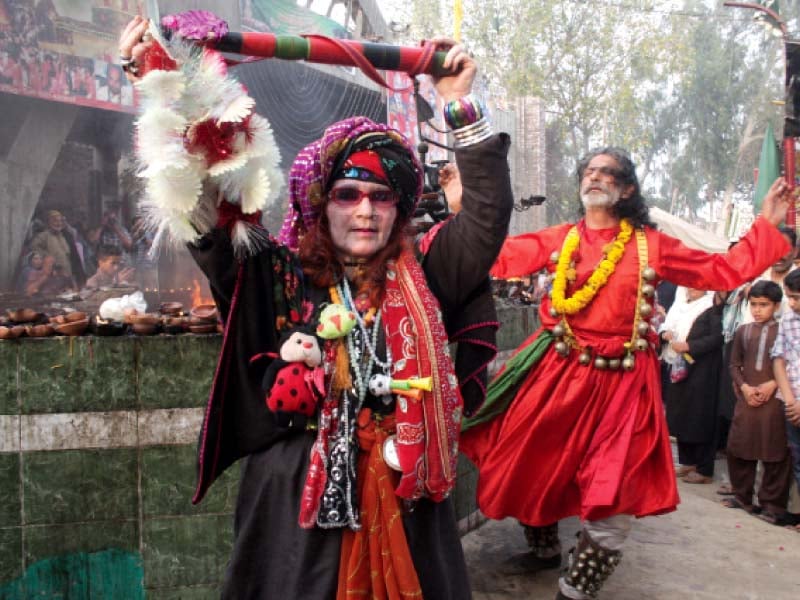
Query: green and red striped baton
xmin=158 ymin=10 xmax=456 ymax=89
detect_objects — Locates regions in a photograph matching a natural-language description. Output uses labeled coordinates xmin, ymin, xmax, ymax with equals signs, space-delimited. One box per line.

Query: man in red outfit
xmin=461 ymin=148 xmax=794 ymax=600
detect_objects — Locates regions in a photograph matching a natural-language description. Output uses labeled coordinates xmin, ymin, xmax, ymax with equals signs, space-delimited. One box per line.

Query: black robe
xmin=666 ymin=304 xmax=724 ymax=443
xmin=188 ymin=133 xmax=513 ymax=599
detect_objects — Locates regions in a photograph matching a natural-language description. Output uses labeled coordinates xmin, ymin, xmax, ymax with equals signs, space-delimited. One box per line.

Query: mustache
xmin=581 ymin=182 xmax=611 ymax=194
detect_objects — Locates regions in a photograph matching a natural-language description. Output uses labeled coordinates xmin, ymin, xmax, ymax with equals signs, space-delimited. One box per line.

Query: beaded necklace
xmin=337 ymin=279 xmax=392 ymax=410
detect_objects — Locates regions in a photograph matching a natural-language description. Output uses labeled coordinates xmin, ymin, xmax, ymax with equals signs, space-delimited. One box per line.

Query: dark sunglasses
xmin=328 ymin=187 xmax=398 ymax=205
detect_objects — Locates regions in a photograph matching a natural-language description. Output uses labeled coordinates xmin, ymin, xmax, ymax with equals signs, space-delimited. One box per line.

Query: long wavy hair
xmin=576 ymin=147 xmax=655 ymax=229
xmin=298 ymin=210 xmax=412 ymax=307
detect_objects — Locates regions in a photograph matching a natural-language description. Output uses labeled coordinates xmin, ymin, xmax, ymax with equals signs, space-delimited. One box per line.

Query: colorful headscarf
xmin=278 ymin=117 xmax=423 ymax=252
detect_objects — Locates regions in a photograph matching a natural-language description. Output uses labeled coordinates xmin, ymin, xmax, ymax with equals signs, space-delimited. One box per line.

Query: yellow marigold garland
xmin=551 ymin=219 xmax=633 ymax=315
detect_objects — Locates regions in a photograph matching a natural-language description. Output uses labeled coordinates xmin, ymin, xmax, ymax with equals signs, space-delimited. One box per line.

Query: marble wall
xmin=0 ymin=303 xmax=540 ymax=597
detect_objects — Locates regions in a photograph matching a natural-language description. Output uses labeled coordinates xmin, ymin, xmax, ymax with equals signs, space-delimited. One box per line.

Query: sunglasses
xmin=328 ymin=187 xmax=398 ymax=206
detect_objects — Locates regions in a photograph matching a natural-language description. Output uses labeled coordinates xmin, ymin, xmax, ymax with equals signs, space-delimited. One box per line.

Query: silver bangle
xmin=452 ymin=117 xmax=494 ymax=148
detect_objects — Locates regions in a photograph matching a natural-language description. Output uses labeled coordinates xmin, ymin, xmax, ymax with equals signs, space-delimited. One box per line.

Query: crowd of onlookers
xmin=14 ymin=204 xmax=154 ymax=299
xmin=657 ymin=227 xmax=800 ymax=531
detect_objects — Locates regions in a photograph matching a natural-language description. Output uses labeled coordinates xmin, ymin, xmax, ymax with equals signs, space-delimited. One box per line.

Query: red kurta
xmin=461 ymin=216 xmax=789 ymax=524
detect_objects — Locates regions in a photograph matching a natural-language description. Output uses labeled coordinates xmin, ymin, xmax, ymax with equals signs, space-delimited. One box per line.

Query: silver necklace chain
xmin=339 ymin=279 xmax=392 ymax=370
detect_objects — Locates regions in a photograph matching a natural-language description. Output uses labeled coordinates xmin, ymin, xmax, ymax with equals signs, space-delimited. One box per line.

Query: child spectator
xmin=771 ymin=269 xmax=800 ymax=531
xmin=19 ymin=252 xmax=73 ymax=296
xmin=724 ymin=281 xmax=792 ymax=520
xmin=84 ymin=246 xmax=135 ymax=289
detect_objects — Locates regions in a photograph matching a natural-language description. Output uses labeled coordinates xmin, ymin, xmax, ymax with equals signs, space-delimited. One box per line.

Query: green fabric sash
xmin=461 ymin=330 xmax=553 ymax=432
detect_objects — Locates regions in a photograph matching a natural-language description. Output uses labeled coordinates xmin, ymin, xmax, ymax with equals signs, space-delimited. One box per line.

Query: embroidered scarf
xmin=298 ymin=250 xmax=462 ymax=528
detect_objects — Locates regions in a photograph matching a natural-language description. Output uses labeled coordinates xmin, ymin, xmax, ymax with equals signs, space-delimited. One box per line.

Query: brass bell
xmin=637 ymin=321 xmax=650 ymax=336
xmin=578 ymin=351 xmax=592 ymax=366
xmin=594 ymin=356 xmax=608 ymax=370
xmin=635 ymin=338 xmax=649 ymax=352
xmin=641 ymin=283 xmax=655 ymax=298
xmin=608 ymin=358 xmax=621 ymax=370
xmin=555 ymin=341 xmax=569 ymax=356
xmin=549 ymin=306 xmax=560 ymax=318
xmin=622 ymin=354 xmax=636 ymax=371
xmin=552 ymin=323 xmax=566 ymax=338
xmin=642 ymin=266 xmax=656 ymax=281
xmin=639 ymin=302 xmax=653 ymax=317
xmin=550 ymin=251 xmax=560 ymax=263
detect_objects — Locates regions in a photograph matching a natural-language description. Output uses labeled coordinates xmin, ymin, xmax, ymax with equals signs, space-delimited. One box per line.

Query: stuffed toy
xmin=262 ymin=328 xmax=325 ymax=428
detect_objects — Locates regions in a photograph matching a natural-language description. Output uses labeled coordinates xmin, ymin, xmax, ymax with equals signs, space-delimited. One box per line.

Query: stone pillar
xmin=509 ymin=96 xmax=547 ymax=236
xmin=0 ymin=99 xmax=78 ymax=288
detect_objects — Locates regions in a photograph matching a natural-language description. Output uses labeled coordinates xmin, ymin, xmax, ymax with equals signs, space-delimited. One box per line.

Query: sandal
xmin=682 ymin=471 xmax=712 ymax=484
xmin=674 ymin=465 xmax=696 ymax=478
xmin=715 ymin=483 xmax=734 ymax=495
xmin=720 ymin=497 xmax=755 ymax=513
xmin=757 ymin=511 xmax=791 ymax=526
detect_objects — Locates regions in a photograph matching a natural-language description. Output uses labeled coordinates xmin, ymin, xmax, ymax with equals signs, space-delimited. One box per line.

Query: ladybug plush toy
xmin=262 ymin=328 xmax=325 ymax=429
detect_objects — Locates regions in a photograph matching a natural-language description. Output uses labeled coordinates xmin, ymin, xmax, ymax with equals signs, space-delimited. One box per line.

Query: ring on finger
xmin=122 ymin=59 xmax=140 ymax=75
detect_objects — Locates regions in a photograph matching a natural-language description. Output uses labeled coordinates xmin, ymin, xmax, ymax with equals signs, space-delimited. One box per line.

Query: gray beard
xmin=580 ymin=189 xmax=620 ymax=209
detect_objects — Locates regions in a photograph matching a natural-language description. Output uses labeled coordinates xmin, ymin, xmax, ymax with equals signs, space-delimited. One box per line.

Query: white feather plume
xmin=145 ymin=162 xmax=204 ymax=214
xmin=135 ymin=70 xmax=186 ymax=105
xmin=136 ymin=109 xmax=189 ymax=174
xmin=217 ymin=94 xmax=255 ymax=124
xmin=134 ymin=36 xmax=283 ymax=256
xmin=246 ymin=114 xmax=279 ymax=158
xmin=231 ymin=221 xmax=271 ymax=258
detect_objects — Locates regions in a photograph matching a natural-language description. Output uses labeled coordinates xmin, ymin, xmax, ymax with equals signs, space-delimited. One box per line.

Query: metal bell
xmin=641 ymin=283 xmax=655 ymax=298
xmin=642 ymin=266 xmax=656 ymax=281
xmin=622 ymin=354 xmax=636 ymax=371
xmin=550 ymin=251 xmax=560 ymax=263
xmin=635 ymin=338 xmax=649 ymax=351
xmin=594 ymin=356 xmax=608 ymax=370
xmin=637 ymin=321 xmax=650 ymax=336
xmin=555 ymin=341 xmax=569 ymax=356
xmin=608 ymin=358 xmax=621 ymax=370
xmin=639 ymin=302 xmax=653 ymax=317
xmin=549 ymin=306 xmax=560 ymax=318
xmin=578 ymin=351 xmax=592 ymax=366
xmin=552 ymin=323 xmax=566 ymax=338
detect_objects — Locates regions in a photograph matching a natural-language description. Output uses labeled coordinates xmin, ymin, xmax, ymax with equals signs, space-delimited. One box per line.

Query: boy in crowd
xmin=724 ymin=281 xmax=792 ymax=521
xmin=771 ymin=269 xmax=800 ymax=531
xmin=84 ymin=246 xmax=135 ymax=290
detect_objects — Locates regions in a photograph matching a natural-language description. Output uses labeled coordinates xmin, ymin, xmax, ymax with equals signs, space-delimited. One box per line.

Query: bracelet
xmin=443 ymin=94 xmax=485 ymax=129
xmin=451 ymin=117 xmax=494 ymax=148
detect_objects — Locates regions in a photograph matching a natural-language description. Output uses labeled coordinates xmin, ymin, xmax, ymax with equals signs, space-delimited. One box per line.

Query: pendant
xmin=382 ymin=435 xmax=402 ymax=471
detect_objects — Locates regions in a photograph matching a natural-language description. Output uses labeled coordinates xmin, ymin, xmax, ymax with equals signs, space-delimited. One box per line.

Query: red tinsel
xmin=217 ymin=199 xmax=262 ymax=231
xmin=185 ymin=115 xmax=253 ymax=167
xmin=141 ymin=41 xmax=178 ymax=76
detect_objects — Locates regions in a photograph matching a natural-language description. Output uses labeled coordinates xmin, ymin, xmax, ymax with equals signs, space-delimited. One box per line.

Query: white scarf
xmin=660 ymin=287 xmax=713 ymax=363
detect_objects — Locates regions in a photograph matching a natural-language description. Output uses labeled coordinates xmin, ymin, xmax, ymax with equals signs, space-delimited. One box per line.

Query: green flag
xmin=757 ymin=1 xmax=779 ymax=14
xmin=754 ymin=122 xmax=780 ymax=210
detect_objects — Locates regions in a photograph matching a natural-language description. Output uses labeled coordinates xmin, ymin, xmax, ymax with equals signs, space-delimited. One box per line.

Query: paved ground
xmin=462 ymin=458 xmax=799 ymax=599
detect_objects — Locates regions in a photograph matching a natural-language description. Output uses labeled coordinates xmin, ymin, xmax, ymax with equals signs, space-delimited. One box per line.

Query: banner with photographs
xmin=0 ymin=0 xmax=138 ymax=112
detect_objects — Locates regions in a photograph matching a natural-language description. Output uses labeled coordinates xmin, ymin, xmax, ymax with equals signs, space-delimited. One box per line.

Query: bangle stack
xmin=443 ymin=94 xmax=494 ymax=148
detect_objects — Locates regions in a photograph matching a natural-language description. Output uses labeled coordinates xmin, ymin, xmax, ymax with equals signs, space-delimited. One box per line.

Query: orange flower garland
xmin=551 ymin=219 xmax=633 ymax=315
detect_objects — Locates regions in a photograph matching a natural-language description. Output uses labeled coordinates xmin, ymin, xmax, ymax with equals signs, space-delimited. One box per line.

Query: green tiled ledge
xmin=0 ymin=305 xmax=540 ymax=594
